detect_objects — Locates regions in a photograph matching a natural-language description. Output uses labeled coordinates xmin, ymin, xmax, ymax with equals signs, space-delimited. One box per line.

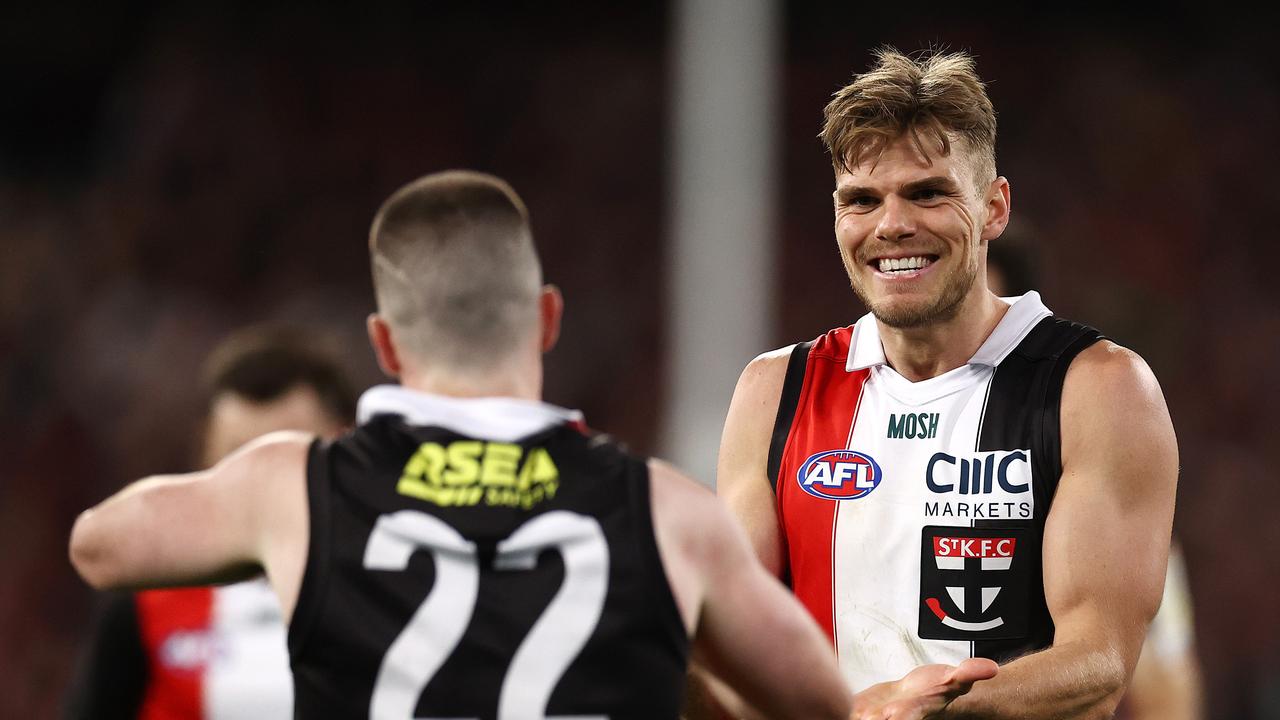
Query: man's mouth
xmin=871 ymin=255 xmax=938 ymax=276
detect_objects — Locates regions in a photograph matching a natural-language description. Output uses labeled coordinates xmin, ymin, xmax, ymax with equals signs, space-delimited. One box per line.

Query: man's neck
xmin=877 ymin=291 xmax=1009 ymax=382
xmin=398 ymin=361 xmax=543 ymax=402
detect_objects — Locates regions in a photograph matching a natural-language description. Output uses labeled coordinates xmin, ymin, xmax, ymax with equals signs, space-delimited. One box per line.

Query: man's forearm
xmin=945 ymin=640 xmax=1128 ymax=720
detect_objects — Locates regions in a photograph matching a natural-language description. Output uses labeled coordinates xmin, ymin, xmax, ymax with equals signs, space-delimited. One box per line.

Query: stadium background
xmin=2 ymin=2 xmax=1277 ymax=717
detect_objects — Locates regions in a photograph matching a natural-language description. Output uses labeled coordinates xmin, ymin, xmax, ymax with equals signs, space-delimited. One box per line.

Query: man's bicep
xmin=1046 ymin=344 xmax=1178 ymax=657
xmin=716 ymin=349 xmax=791 ymax=576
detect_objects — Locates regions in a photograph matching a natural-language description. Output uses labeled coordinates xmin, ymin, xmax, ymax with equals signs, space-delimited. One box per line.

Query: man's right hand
xmin=851 ymin=658 xmax=999 ymax=720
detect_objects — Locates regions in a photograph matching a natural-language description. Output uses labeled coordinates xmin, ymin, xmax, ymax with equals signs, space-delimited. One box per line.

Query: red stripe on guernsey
xmin=136 ymin=587 xmax=214 ymax=720
xmin=776 ymin=327 xmax=867 ymax=647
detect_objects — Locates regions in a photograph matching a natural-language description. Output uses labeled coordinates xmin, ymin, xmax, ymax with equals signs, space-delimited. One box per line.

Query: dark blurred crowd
xmin=2 ymin=3 xmax=1277 ymax=718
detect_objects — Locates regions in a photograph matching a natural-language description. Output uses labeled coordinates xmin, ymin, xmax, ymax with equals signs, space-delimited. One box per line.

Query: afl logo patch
xmin=797 ymin=450 xmax=883 ymax=500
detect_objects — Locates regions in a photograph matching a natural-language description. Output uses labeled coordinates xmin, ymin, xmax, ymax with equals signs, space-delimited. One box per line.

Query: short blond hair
xmin=820 ymin=48 xmax=997 ymax=188
xmin=368 ymin=170 xmax=541 ymax=369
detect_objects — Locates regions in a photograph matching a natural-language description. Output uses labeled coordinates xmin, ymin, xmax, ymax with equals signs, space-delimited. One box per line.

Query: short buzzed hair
xmin=368 ymin=170 xmax=542 ymax=369
xmin=820 ymin=48 xmax=997 ymax=190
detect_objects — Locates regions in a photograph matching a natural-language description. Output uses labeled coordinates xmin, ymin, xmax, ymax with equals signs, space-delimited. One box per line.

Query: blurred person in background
xmin=987 ymin=233 xmax=1204 ymax=720
xmin=713 ymin=48 xmax=1178 ymax=719
xmin=66 ymin=170 xmax=996 ymax=720
xmin=64 ymin=327 xmax=357 ymax=719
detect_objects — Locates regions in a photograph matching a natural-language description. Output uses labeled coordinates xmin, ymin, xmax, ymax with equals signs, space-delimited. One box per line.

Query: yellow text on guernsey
xmin=397 ymin=441 xmax=559 ymax=510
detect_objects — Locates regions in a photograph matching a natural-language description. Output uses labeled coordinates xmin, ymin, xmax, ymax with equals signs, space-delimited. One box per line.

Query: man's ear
xmin=981 ymin=176 xmax=1012 ymax=243
xmin=366 ymin=314 xmax=403 ymax=378
xmin=539 ymin=285 xmax=563 ymax=353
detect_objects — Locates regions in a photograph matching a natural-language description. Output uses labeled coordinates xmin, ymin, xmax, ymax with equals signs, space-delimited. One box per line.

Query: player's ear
xmin=539 ymin=285 xmax=563 ymax=353
xmin=981 ymin=176 xmax=1011 ymax=243
xmin=366 ymin=314 xmax=403 ymax=378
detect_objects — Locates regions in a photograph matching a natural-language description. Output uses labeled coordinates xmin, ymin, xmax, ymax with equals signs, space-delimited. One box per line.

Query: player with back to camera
xmin=64 ymin=328 xmax=354 ymax=719
xmin=69 ymin=170 xmax=996 ymax=720
xmin=712 ymin=48 xmax=1179 ymax=719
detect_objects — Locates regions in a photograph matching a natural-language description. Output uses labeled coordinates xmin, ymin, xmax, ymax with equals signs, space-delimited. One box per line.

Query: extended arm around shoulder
xmin=69 ymin=431 xmax=312 ymax=593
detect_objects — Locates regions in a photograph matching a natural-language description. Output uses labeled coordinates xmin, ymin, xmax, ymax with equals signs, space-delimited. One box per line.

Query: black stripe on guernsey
xmin=767 ymin=341 xmax=814 ymax=492
xmin=972 ymin=316 xmax=1103 ymax=663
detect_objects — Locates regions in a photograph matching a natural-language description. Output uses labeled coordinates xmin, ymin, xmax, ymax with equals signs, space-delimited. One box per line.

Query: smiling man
xmin=716 ymin=49 xmax=1179 ymax=718
xmin=69 ymin=170 xmax=999 ymax=720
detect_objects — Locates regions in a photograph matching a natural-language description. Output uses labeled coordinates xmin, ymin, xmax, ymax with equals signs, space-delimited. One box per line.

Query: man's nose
xmin=875 ymin=195 xmax=916 ymax=243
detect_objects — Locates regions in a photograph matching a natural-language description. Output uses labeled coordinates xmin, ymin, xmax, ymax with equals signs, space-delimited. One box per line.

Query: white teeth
xmin=877 ymin=256 xmax=931 ymax=273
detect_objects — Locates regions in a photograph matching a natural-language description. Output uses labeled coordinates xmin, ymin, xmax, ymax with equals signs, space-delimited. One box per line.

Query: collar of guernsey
xmin=357 ymin=385 xmax=585 ymax=441
xmin=846 ymin=291 xmax=1053 ymax=372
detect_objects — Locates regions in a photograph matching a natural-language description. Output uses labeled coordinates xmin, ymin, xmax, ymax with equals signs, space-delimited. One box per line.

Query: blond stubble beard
xmin=845 ymin=253 xmax=980 ymax=329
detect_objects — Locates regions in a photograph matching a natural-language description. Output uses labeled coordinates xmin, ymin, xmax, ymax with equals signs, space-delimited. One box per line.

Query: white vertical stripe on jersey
xmin=204 ymin=579 xmax=294 ymax=720
xmin=831 ymin=364 xmax=996 ymax=688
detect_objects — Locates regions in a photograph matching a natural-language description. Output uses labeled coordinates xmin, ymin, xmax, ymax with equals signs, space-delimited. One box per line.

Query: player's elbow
xmin=69 ymin=509 xmax=120 ymax=589
xmin=1082 ymin=645 xmax=1129 ymax=720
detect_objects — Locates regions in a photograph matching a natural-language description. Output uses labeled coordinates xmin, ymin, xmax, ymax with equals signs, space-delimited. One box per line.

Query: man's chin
xmin=869 ymin=298 xmax=961 ymax=329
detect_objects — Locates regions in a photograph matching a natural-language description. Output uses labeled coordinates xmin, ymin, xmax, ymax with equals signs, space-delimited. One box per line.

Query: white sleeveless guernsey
xmin=768 ymin=292 xmax=1102 ymax=688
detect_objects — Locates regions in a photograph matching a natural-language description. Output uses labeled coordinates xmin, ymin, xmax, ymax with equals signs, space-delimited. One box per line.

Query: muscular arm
xmin=650 ymin=459 xmax=850 ymax=720
xmin=681 ymin=350 xmax=791 ymax=719
xmin=68 ymin=431 xmax=312 ymax=619
xmin=942 ymin=342 xmax=1179 ymax=719
xmin=715 ymin=348 xmax=792 ymax=577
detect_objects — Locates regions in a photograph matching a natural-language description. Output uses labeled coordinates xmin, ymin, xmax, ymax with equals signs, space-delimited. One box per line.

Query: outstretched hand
xmin=850 ymin=658 xmax=998 ymax=720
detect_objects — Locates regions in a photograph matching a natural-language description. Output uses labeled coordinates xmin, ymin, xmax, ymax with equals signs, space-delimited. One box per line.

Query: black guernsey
xmin=288 ymin=387 xmax=688 ymax=720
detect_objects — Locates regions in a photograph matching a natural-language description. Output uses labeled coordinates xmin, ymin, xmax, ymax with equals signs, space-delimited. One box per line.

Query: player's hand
xmin=849 ymin=658 xmax=998 ymax=720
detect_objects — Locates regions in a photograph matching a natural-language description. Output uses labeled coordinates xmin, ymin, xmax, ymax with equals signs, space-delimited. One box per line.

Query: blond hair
xmin=820 ymin=48 xmax=997 ymax=188
xmin=368 ymin=170 xmax=541 ymax=369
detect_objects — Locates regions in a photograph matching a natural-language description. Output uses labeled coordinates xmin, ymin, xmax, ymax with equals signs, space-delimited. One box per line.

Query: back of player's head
xmin=820 ymin=47 xmax=997 ymax=190
xmin=368 ymin=170 xmax=542 ymax=370
xmin=202 ymin=326 xmax=357 ymax=425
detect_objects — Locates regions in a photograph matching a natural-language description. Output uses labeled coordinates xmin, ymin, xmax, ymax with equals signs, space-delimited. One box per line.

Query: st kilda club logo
xmin=918 ymin=525 xmax=1032 ymax=641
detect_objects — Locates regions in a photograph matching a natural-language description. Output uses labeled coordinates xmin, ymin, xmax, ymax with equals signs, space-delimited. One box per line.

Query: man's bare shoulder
xmin=1062 ymin=340 xmax=1171 ymax=424
xmin=230 ymin=429 xmax=314 ymax=461
xmin=1060 ymin=340 xmax=1177 ymax=495
xmin=721 ymin=345 xmax=797 ymax=454
xmin=217 ymin=431 xmax=314 ymax=518
xmin=214 ymin=430 xmax=313 ymax=480
xmin=1065 ymin=340 xmax=1163 ymax=395
xmin=737 ymin=345 xmax=795 ymax=396
xmin=648 ymin=459 xmax=752 ymax=572
xmin=648 ymin=458 xmax=726 ymax=538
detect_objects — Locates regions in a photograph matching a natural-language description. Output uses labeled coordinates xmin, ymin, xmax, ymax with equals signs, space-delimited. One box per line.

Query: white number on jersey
xmin=362 ymin=510 xmax=610 ymax=720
